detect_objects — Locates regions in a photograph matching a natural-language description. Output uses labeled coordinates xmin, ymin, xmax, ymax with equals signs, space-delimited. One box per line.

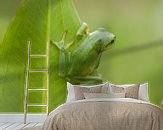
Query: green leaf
xmin=0 ymin=0 xmax=81 ymax=112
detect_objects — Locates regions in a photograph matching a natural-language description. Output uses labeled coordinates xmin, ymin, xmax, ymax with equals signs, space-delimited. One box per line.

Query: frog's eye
xmin=110 ymin=39 xmax=115 ymax=44
xmin=95 ymin=40 xmax=103 ymax=52
xmin=98 ymin=39 xmax=103 ymax=43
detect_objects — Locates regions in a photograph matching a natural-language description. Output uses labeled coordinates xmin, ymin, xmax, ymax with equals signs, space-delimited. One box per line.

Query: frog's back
xmin=68 ymin=35 xmax=100 ymax=76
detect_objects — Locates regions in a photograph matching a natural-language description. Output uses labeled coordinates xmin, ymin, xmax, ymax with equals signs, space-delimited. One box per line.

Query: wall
xmin=0 ymin=0 xmax=163 ymax=112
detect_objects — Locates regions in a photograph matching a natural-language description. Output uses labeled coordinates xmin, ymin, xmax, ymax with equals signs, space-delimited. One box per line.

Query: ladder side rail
xmin=24 ymin=41 xmax=31 ymax=124
xmin=46 ymin=41 xmax=50 ymax=115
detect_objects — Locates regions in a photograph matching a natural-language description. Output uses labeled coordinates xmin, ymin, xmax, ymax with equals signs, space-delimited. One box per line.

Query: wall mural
xmin=1 ymin=0 xmax=163 ymax=113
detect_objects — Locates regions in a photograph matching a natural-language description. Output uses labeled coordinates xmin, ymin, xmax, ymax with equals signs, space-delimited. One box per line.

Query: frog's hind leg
xmin=68 ymin=75 xmax=102 ymax=85
xmin=58 ymin=50 xmax=69 ymax=77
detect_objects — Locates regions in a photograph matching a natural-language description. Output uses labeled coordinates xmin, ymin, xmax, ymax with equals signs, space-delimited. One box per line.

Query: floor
xmin=0 ymin=122 xmax=43 ymax=130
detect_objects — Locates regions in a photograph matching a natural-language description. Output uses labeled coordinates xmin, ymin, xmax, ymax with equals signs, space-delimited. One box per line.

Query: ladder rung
xmin=30 ymin=54 xmax=47 ymax=57
xmin=29 ymin=70 xmax=48 ymax=73
xmin=28 ymin=88 xmax=47 ymax=91
xmin=27 ymin=104 xmax=47 ymax=107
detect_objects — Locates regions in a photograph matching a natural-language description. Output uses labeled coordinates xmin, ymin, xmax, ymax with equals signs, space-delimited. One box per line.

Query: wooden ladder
xmin=24 ymin=41 xmax=50 ymax=124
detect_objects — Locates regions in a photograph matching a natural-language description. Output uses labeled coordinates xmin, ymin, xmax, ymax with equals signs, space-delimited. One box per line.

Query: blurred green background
xmin=0 ymin=0 xmax=163 ymax=106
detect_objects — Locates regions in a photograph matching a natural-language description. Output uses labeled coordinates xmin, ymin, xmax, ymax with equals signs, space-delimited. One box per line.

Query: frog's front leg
xmin=50 ymin=22 xmax=90 ymax=78
xmin=50 ymin=32 xmax=70 ymax=77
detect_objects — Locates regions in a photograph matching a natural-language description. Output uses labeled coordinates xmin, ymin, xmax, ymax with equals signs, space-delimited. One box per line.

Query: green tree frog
xmin=51 ymin=23 xmax=116 ymax=84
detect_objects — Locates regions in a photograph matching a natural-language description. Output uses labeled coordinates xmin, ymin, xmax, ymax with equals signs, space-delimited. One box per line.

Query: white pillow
xmin=108 ymin=82 xmax=149 ymax=102
xmin=109 ymin=83 xmax=135 ymax=89
xmin=138 ymin=83 xmax=149 ymax=102
xmin=109 ymin=82 xmax=135 ymax=94
xmin=101 ymin=82 xmax=112 ymax=93
xmin=84 ymin=92 xmax=125 ymax=99
xmin=66 ymin=82 xmax=75 ymax=103
xmin=66 ymin=82 xmax=109 ymax=103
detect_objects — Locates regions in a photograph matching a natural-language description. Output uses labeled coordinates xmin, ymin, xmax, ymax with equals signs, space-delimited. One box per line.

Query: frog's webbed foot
xmin=51 ymin=31 xmax=74 ymax=50
xmin=76 ymin=22 xmax=90 ymax=37
xmin=50 ymin=31 xmax=68 ymax=50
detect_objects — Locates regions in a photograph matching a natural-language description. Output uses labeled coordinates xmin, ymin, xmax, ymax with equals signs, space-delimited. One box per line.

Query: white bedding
xmin=50 ymin=98 xmax=160 ymax=115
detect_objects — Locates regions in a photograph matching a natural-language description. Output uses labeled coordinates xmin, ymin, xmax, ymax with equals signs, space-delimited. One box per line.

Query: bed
xmin=42 ymin=98 xmax=163 ymax=130
xmin=25 ymin=82 xmax=163 ymax=130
